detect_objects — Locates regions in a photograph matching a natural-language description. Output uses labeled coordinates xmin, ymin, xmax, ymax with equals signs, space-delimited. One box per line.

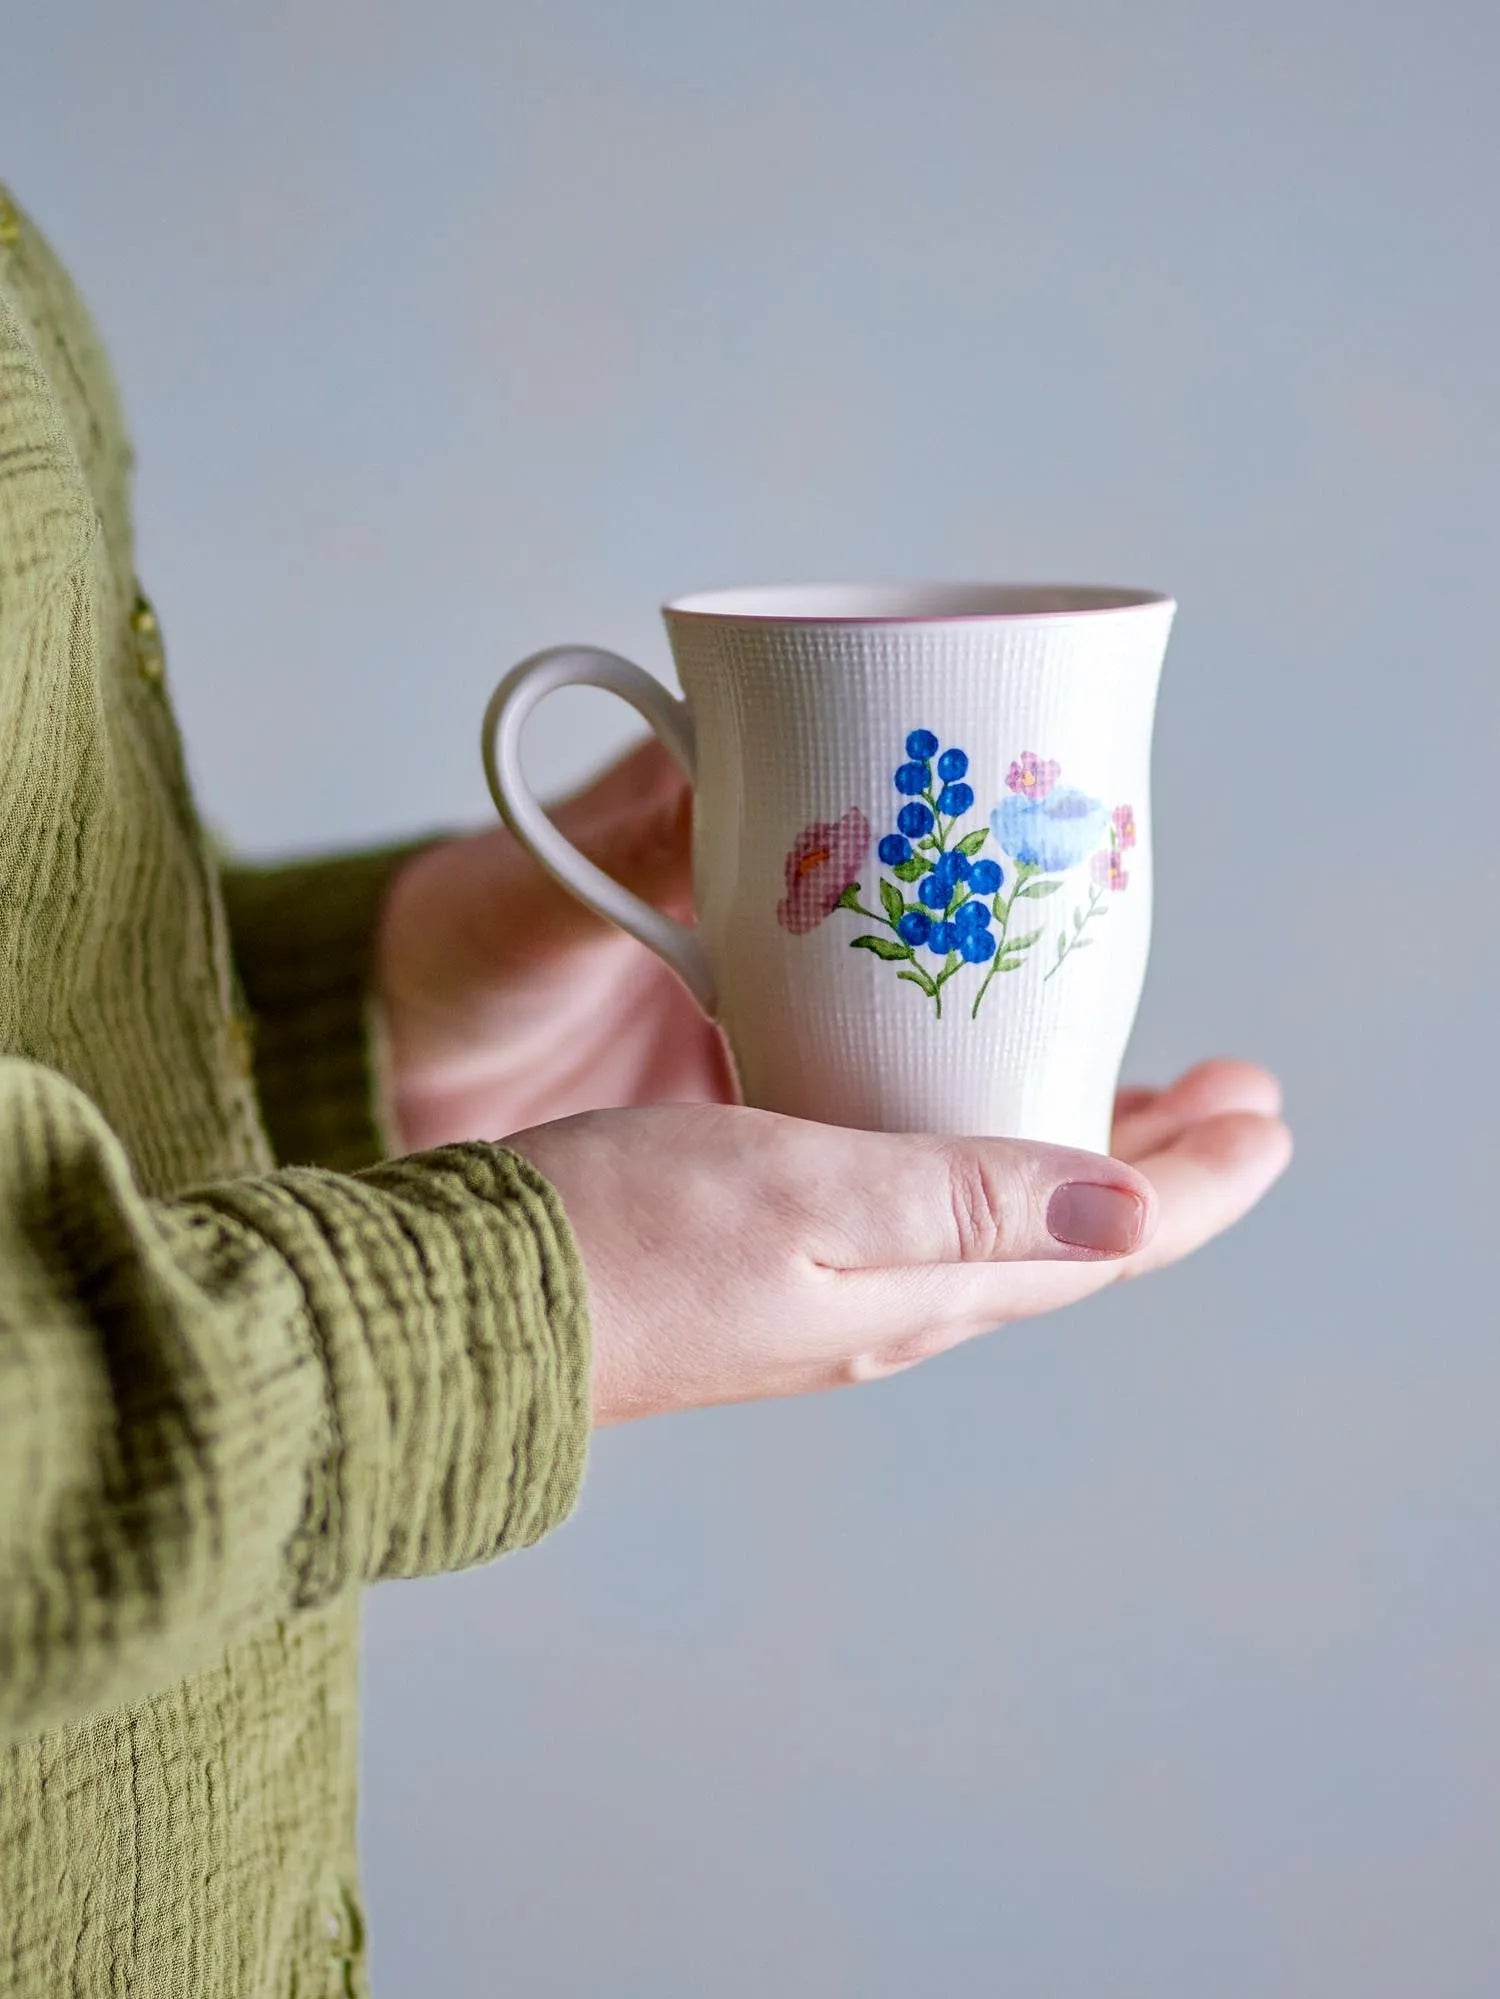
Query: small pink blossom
xmin=1112 ymin=803 xmax=1138 ymax=850
xmin=777 ymin=807 xmax=871 ymax=934
xmin=1006 ymin=751 xmax=1060 ymax=799
xmin=1092 ymin=848 xmax=1129 ymax=893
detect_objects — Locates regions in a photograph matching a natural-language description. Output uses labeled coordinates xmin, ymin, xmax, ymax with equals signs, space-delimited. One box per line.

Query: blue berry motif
xmin=792 ymin=727 xmax=1102 ymax=1019
xmin=932 ymin=849 xmax=971 ymax=889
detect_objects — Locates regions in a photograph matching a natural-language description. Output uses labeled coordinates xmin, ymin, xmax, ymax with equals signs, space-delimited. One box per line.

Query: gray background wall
xmin=10 ymin=2 xmax=1499 ymax=1993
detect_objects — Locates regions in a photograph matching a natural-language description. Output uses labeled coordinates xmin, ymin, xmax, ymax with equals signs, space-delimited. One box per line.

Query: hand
xmin=376 ymin=739 xmax=733 ymax=1149
xmin=508 ymin=1059 xmax=1290 ymax=1424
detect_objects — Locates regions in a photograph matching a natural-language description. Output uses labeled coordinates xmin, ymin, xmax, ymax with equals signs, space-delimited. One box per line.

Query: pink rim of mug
xmin=662 ymin=582 xmax=1175 ymax=627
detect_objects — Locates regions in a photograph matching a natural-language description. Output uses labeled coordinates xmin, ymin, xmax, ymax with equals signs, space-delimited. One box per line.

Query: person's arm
xmin=219 ymin=845 xmax=429 ymax=1171
xmin=0 ymin=1054 xmax=588 ymax=1746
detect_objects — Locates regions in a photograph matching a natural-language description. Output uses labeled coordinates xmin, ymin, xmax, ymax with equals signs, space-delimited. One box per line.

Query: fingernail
xmin=1047 ymin=1182 xmax=1145 ymax=1255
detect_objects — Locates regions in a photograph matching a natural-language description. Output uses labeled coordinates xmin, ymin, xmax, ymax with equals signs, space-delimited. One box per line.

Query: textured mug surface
xmin=484 ymin=583 xmax=1175 ymax=1151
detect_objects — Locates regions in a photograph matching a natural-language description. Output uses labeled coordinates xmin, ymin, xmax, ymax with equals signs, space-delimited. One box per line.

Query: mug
xmin=483 ymin=583 xmax=1174 ymax=1152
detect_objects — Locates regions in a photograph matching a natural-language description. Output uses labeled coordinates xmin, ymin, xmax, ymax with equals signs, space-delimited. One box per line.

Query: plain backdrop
xmin=9 ymin=2 xmax=1499 ymax=1993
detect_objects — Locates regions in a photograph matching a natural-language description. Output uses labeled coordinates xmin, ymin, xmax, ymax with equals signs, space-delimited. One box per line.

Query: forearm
xmin=0 ymin=1057 xmax=589 ymax=1743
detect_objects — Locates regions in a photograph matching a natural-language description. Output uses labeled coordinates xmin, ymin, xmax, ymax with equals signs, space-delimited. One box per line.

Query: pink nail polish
xmin=1047 ymin=1182 xmax=1145 ymax=1255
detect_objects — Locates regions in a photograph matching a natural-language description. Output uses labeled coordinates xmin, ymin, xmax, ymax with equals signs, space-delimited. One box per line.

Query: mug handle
xmin=482 ymin=646 xmax=716 ymax=1014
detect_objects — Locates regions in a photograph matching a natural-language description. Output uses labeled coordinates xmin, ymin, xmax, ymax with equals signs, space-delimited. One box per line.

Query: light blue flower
xmin=990 ymin=787 xmax=1108 ymax=873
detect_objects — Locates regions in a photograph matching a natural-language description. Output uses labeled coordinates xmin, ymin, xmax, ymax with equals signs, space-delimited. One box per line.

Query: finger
xmin=1021 ymin=1107 xmax=1290 ymax=1301
xmin=1122 ymin=1109 xmax=1292 ymax=1277
xmin=793 ymin=1125 xmax=1159 ymax=1269
xmin=587 ymin=785 xmax=693 ymax=913
xmin=833 ymin=1108 xmax=1292 ymax=1361
xmin=1113 ymin=1059 xmax=1283 ymax=1163
xmin=1112 ymin=1085 xmax=1160 ymax=1125
xmin=533 ymin=743 xmax=694 ymax=940
xmin=554 ymin=735 xmax=685 ymax=825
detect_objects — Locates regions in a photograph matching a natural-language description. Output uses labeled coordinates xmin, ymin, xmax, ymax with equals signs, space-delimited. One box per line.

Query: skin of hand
xmin=376 ymin=739 xmax=732 ymax=1150
xmin=378 ymin=739 xmax=1289 ymax=1422
xmin=509 ymin=1064 xmax=1290 ymax=1425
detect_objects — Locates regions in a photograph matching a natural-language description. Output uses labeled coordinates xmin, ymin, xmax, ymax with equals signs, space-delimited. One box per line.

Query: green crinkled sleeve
xmin=219 ymin=844 xmax=427 ymax=1171
xmin=0 ymin=1055 xmax=591 ymax=1744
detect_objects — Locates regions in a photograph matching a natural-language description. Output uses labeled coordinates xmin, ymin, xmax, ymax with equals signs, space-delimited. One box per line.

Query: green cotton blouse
xmin=0 ymin=183 xmax=590 ymax=1998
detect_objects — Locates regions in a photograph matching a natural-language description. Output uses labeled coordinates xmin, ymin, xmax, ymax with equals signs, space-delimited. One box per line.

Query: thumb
xmin=803 ymin=1127 xmax=1158 ymax=1268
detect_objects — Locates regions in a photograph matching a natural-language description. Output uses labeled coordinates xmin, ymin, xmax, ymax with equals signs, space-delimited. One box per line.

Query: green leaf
xmin=1056 ymin=933 xmax=1068 ymax=961
xmin=957 ymin=828 xmax=989 ymax=856
xmin=998 ymin=956 xmax=1027 ymax=972
xmin=850 ymin=933 xmax=910 ymax=961
xmin=1072 ymin=937 xmax=1093 ymax=949
xmin=1007 ymin=928 xmax=1042 ymax=951
xmin=897 ymin=969 xmax=933 ymax=992
xmin=892 ymin=856 xmax=927 ymax=883
xmin=1014 ymin=860 xmax=1040 ymax=879
xmin=916 ymin=837 xmax=938 ymax=852
xmin=946 ymin=886 xmax=970 ymax=917
xmin=835 ymin=882 xmax=862 ymax=911
xmin=879 ymin=879 xmax=905 ymax=927
xmin=1014 ymin=877 xmax=1062 ymax=900
xmin=1073 ymin=906 xmax=1085 ymax=931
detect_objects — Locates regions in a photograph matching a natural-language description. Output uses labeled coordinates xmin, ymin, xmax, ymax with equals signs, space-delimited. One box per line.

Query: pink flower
xmin=1092 ymin=848 xmax=1129 ymax=893
xmin=777 ymin=807 xmax=871 ymax=934
xmin=1006 ymin=752 xmax=1060 ymax=799
xmin=1112 ymin=803 xmax=1137 ymax=850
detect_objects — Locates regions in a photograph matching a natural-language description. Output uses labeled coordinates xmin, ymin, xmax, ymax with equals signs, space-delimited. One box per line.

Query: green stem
xmin=970 ymin=887 xmax=1012 ymax=1019
xmin=848 ymin=894 xmax=941 ymax=1000
xmin=1043 ymin=883 xmax=1107 ymax=982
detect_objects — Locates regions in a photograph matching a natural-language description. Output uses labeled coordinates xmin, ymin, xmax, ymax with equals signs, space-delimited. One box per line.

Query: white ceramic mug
xmin=483 ymin=583 xmax=1175 ymax=1151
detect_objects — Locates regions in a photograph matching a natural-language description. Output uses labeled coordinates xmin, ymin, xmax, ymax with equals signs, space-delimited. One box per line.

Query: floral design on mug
xmin=1011 ymin=783 xmax=1134 ymax=986
xmin=776 ymin=806 xmax=872 ymax=935
xmin=1005 ymin=751 xmax=1061 ymax=799
xmin=779 ymin=734 xmax=1139 ymax=1017
xmin=777 ymin=730 xmax=995 ymax=1017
